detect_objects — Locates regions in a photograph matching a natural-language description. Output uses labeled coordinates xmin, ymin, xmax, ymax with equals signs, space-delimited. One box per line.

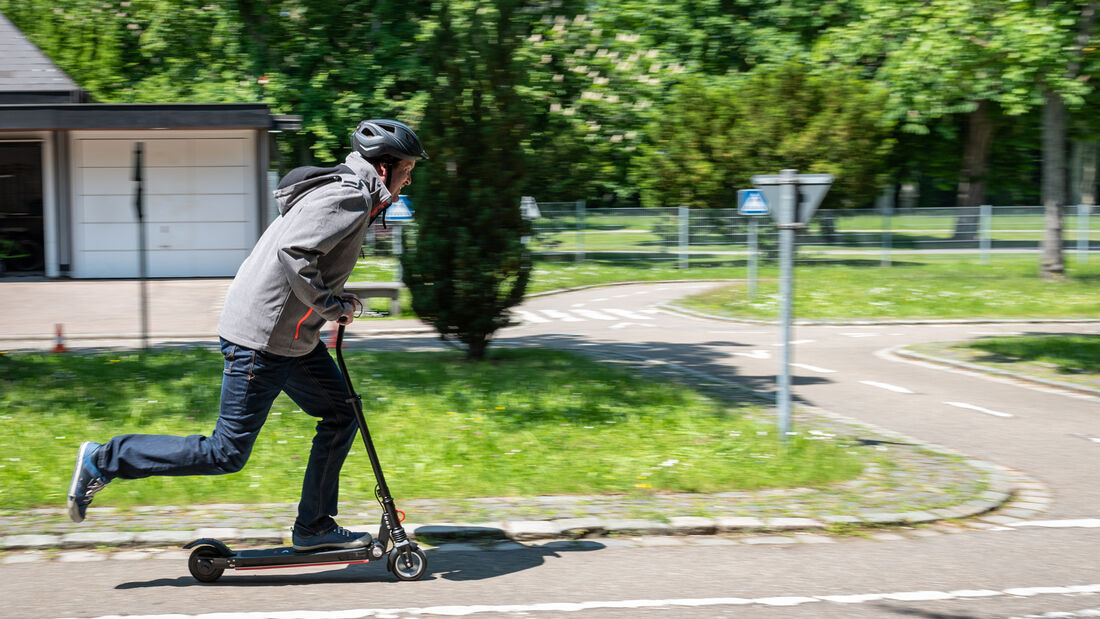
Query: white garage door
xmin=71 ymin=130 xmax=259 ymax=278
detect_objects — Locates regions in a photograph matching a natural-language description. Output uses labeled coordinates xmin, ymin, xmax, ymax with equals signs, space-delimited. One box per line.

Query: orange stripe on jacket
xmin=294 ymin=308 xmax=314 ymax=340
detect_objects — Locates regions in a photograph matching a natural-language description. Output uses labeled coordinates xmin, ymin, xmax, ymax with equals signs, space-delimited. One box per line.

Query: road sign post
xmin=737 ymin=189 xmax=770 ymax=299
xmin=751 ymin=169 xmax=833 ymax=439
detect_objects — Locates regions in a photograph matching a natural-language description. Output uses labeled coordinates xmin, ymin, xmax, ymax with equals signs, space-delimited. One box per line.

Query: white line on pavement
xmin=791 ymin=363 xmax=837 ymax=373
xmin=1014 ymin=519 xmax=1100 ymax=529
xmin=539 ymin=309 xmax=583 ymax=322
xmin=572 ymin=309 xmax=616 ymax=320
xmin=860 ymin=380 xmax=915 ymax=394
xmin=773 ymin=339 xmax=815 ymax=346
xmin=603 ymin=308 xmax=651 ymax=320
xmin=733 ymin=350 xmax=771 ymax=359
xmin=514 ymin=310 xmax=551 ymax=323
xmin=59 ymin=584 xmax=1100 ymax=619
xmin=944 ymin=401 xmax=1015 ymax=418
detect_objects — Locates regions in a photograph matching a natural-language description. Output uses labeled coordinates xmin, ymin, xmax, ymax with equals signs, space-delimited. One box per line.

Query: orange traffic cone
xmin=323 ymin=324 xmax=336 ymax=349
xmin=53 ymin=324 xmax=68 ymax=353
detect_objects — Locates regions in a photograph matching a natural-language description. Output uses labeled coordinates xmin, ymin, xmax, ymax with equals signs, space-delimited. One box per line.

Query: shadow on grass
xmin=967 ymin=332 xmax=1100 ymax=374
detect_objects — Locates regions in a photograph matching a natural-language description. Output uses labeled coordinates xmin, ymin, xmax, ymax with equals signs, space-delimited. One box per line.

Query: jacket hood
xmin=272 ymin=164 xmax=351 ymax=216
xmin=271 ymin=152 xmax=390 ymax=216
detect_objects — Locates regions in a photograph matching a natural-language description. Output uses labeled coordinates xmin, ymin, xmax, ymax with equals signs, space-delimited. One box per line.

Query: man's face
xmin=387 ymin=160 xmax=416 ymax=195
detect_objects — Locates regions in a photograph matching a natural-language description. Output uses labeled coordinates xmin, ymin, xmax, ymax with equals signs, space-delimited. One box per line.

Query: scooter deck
xmin=186 ymin=538 xmax=374 ymax=571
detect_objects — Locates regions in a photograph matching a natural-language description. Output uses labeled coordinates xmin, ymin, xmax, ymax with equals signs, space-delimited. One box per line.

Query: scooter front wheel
xmin=188 ymin=546 xmax=225 ymax=583
xmin=389 ymin=546 xmax=427 ymax=581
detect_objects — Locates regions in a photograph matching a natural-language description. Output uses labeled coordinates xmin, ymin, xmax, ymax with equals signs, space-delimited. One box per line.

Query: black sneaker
xmin=292 ymin=525 xmax=370 ymax=552
xmin=67 ymin=441 xmax=108 ymax=523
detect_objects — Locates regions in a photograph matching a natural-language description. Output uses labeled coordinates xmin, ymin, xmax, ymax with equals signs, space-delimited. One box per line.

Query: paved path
xmin=2 ymin=278 xmax=1099 ymax=618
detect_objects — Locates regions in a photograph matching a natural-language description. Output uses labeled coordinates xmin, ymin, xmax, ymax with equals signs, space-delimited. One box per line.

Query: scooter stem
xmin=334 ymin=324 xmax=409 ymax=545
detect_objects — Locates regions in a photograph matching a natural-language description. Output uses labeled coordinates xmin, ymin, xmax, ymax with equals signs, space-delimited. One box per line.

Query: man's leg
xmin=69 ymin=340 xmax=289 ymax=522
xmin=282 ymin=341 xmax=361 ymax=544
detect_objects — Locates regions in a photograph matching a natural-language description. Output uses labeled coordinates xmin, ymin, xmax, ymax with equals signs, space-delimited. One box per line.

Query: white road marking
xmin=733 ymin=350 xmax=771 ymax=359
xmin=773 ymin=339 xmax=815 ymax=346
xmin=514 ymin=310 xmax=551 ymax=323
xmin=860 ymin=380 xmax=915 ymax=394
xmin=842 ymin=332 xmax=882 ymax=338
xmin=878 ymin=346 xmax=1100 ymax=403
xmin=1014 ymin=519 xmax=1100 ymax=529
xmin=59 ymin=584 xmax=1100 ymax=618
xmin=609 ymin=322 xmax=655 ymax=330
xmin=791 ymin=363 xmax=837 ymax=374
xmin=944 ymin=401 xmax=1015 ymax=418
xmin=573 ymin=309 xmax=616 ymax=320
xmin=540 ymin=309 xmax=583 ymax=322
xmin=603 ymin=308 xmax=651 ymax=320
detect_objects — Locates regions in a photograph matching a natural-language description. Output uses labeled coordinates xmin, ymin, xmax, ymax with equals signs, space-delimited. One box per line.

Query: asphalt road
xmin=4 ymin=281 xmax=1099 ymax=619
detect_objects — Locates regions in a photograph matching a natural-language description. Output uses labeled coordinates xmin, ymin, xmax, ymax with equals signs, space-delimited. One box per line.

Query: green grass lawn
xmin=964 ymin=335 xmax=1100 ymax=374
xmin=672 ymin=256 xmax=1100 ymax=321
xmin=0 ymin=348 xmax=863 ymax=510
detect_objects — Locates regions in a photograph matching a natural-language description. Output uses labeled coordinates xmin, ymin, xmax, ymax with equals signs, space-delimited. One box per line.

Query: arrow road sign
xmin=737 ymin=189 xmax=769 ymax=215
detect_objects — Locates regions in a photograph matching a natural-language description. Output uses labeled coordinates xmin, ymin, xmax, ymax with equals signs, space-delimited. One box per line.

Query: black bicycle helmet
xmin=350 ymin=119 xmax=429 ymax=161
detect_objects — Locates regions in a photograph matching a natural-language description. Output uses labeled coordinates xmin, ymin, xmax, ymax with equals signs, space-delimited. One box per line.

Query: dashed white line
xmin=773 ymin=339 xmax=816 ymax=346
xmin=540 ymin=310 xmax=583 ymax=322
xmin=791 ymin=363 xmax=837 ymax=373
xmin=733 ymin=350 xmax=772 ymax=359
xmin=944 ymin=401 xmax=1015 ymax=418
xmin=58 ymin=584 xmax=1100 ymax=618
xmin=1014 ymin=519 xmax=1100 ymax=529
xmin=603 ymin=308 xmax=651 ymax=320
xmin=860 ymin=380 xmax=915 ymax=394
xmin=573 ymin=309 xmax=616 ymax=321
xmin=514 ymin=310 xmax=551 ymax=323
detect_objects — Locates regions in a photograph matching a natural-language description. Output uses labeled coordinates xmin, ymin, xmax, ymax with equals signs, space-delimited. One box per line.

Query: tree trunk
xmin=1040 ymin=90 xmax=1066 ymax=280
xmin=953 ymin=101 xmax=993 ymax=240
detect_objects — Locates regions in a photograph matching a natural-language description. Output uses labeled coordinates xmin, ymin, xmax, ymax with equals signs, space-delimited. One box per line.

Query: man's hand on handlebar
xmin=337 ymin=294 xmax=362 ymax=325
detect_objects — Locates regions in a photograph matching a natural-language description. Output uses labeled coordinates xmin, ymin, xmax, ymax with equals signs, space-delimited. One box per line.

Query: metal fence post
xmin=678 ymin=205 xmax=689 ymax=269
xmin=1080 ymin=204 xmax=1091 ymax=264
xmin=879 ymin=192 xmax=892 ymax=267
xmin=575 ymin=200 xmax=585 ymax=263
xmin=979 ymin=204 xmax=992 ymax=264
xmin=747 ymin=217 xmax=758 ymax=300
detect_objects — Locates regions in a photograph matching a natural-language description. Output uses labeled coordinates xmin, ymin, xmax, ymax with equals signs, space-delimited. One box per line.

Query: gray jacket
xmin=217 ymin=152 xmax=391 ymax=356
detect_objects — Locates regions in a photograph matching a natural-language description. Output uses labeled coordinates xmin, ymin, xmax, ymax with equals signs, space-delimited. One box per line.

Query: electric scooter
xmin=183 ymin=323 xmax=427 ymax=582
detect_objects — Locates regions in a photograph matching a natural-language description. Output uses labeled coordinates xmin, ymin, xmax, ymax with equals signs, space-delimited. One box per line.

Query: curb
xmin=655 ymin=302 xmax=1100 ymax=327
xmin=0 ymin=492 xmax=1021 ymax=551
xmin=891 ymin=346 xmax=1100 ymax=398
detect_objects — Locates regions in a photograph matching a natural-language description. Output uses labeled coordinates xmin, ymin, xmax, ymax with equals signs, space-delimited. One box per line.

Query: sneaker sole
xmin=66 ymin=441 xmax=94 ymax=523
xmin=292 ymin=539 xmax=369 ymax=552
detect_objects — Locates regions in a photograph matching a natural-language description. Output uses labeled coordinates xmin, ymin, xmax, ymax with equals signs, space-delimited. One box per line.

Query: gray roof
xmin=0 ymin=12 xmax=83 ymax=103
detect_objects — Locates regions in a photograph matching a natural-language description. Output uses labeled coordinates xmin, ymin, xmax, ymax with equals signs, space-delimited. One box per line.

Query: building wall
xmin=69 ymin=130 xmax=259 ymax=278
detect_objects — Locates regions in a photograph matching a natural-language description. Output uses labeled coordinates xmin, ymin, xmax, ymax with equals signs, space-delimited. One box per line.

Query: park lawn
xmin=672 ymin=256 xmax=1100 ymax=321
xmin=0 ymin=348 xmax=863 ymax=510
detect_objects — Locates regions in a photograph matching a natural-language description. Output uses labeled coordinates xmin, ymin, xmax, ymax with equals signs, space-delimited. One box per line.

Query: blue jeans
xmin=94 ymin=338 xmax=360 ymax=537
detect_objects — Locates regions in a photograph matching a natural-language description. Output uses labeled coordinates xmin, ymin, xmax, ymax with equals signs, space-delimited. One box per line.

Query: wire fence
xmin=363 ymin=203 xmax=1097 ymax=267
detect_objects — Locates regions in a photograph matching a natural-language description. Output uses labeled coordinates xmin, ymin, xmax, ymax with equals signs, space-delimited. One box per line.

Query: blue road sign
xmin=386 ymin=195 xmax=414 ymax=222
xmin=738 ymin=189 xmax=769 ymax=215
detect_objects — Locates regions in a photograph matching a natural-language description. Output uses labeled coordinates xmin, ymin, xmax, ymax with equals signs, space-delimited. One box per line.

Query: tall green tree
xmin=632 ymin=63 xmax=894 ymax=210
xmin=402 ymin=0 xmax=551 ymax=360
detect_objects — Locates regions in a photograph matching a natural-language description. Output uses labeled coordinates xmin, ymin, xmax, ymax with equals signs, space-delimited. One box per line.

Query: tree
xmin=401 ymin=0 xmax=552 ymax=360
xmin=631 ymin=62 xmax=895 ymax=210
xmin=815 ymin=0 xmax=1096 ymax=262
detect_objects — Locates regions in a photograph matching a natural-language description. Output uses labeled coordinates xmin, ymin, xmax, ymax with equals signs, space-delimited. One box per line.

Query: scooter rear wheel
xmin=389 ymin=546 xmax=427 ymax=581
xmin=188 ymin=546 xmax=225 ymax=583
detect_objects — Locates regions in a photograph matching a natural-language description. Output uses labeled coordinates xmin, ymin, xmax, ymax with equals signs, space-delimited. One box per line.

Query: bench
xmin=343 ymin=281 xmax=403 ymax=317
